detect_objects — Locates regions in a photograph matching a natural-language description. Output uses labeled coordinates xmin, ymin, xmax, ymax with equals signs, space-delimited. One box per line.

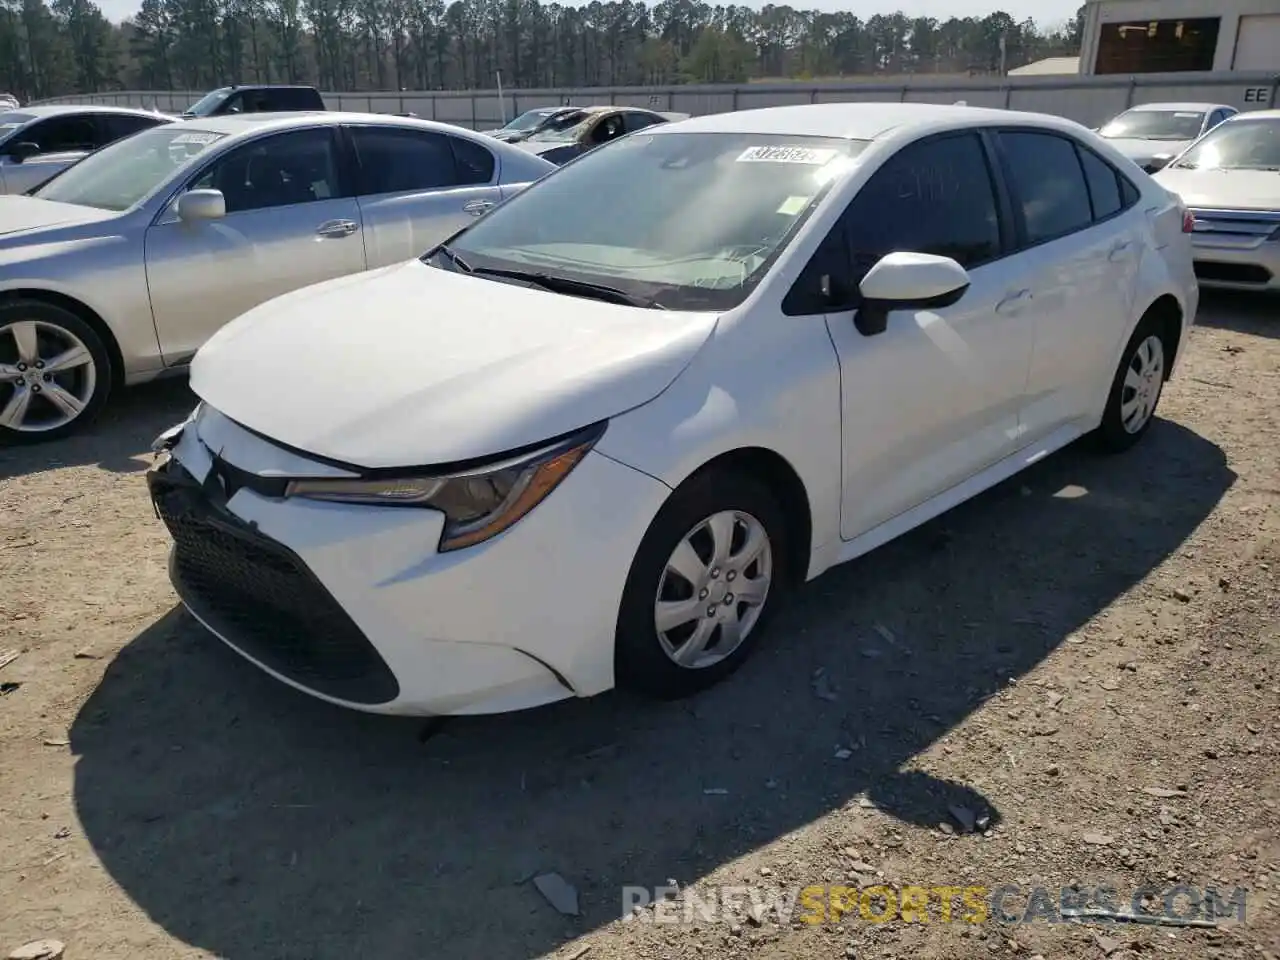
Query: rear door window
xmin=997 ymin=130 xmax=1094 ymax=246
xmin=350 ymin=126 xmax=461 ymax=194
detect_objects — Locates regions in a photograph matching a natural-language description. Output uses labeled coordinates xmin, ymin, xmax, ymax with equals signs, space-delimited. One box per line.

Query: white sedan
xmin=149 ymin=102 xmax=1199 ymax=716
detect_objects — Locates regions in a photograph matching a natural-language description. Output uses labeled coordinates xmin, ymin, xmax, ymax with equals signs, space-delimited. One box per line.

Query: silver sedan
xmin=0 ymin=112 xmax=557 ymax=443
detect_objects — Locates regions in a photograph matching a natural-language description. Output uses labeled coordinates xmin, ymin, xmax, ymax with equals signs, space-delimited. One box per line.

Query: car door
xmin=348 ymin=124 xmax=503 ymax=269
xmin=145 ymin=126 xmax=366 ymax=364
xmin=785 ymin=131 xmax=1038 ymax=540
xmin=0 ymin=113 xmax=100 ymax=194
xmin=992 ymin=129 xmax=1140 ymax=443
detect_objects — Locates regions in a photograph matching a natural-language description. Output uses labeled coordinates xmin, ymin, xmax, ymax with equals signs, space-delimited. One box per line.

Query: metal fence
xmin=31 ymin=70 xmax=1280 ymax=130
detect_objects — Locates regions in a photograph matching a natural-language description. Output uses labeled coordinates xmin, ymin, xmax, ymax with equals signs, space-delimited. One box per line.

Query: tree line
xmin=1 ymin=0 xmax=1085 ymax=103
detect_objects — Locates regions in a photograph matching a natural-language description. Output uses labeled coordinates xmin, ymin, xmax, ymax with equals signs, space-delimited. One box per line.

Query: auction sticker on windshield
xmin=737 ymin=145 xmax=838 ymax=164
xmin=171 ymin=132 xmax=222 ymax=145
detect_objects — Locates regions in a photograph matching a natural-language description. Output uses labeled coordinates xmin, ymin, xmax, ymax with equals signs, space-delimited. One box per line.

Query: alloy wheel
xmin=654 ymin=509 xmax=773 ymax=670
xmin=0 ymin=320 xmax=97 ymax=433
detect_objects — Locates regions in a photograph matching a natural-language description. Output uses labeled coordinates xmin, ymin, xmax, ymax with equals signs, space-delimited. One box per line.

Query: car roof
xmin=651 ymin=102 xmax=1088 ymax=142
xmin=1124 ymin=102 xmax=1232 ymax=113
xmin=179 ymin=111 xmax=506 ymax=140
xmin=3 ymin=104 xmax=168 ymax=119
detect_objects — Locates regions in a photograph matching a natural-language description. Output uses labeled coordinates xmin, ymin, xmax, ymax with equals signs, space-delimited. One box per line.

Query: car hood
xmin=1153 ymin=167 xmax=1280 ymax=211
xmin=1104 ymin=137 xmax=1190 ymax=163
xmin=0 ymin=196 xmax=117 ymax=240
xmin=190 ymin=259 xmax=720 ymax=469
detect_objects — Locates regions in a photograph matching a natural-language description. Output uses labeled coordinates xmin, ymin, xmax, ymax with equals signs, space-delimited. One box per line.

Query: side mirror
xmin=176 ymin=189 xmax=226 ymax=222
xmin=854 ymin=252 xmax=970 ymax=337
xmin=6 ymin=141 xmax=39 ymax=163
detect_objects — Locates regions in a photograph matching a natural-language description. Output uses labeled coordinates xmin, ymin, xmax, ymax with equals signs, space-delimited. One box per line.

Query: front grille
xmin=1193 ymin=261 xmax=1273 ymax=285
xmin=1188 ymin=207 xmax=1280 ymax=239
xmin=148 ymin=458 xmax=400 ymax=705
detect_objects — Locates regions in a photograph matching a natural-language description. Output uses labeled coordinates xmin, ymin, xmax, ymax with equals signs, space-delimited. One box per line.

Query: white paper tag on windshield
xmin=776 ymin=195 xmax=812 ymax=215
xmin=737 ymin=145 xmax=837 ymax=165
xmin=171 ymin=132 xmax=220 ymax=145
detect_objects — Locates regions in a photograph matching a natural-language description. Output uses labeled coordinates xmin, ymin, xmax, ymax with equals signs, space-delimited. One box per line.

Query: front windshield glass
xmin=1172 ymin=118 xmax=1280 ymax=171
xmin=34 ymin=127 xmax=226 ymax=211
xmin=431 ymin=132 xmax=869 ymax=311
xmin=0 ymin=112 xmax=36 ymax=144
xmin=503 ymin=110 xmax=553 ymax=132
xmin=527 ymin=111 xmax=591 ymax=143
xmin=183 ymin=88 xmax=231 ymax=116
xmin=1099 ymin=109 xmax=1205 ymax=141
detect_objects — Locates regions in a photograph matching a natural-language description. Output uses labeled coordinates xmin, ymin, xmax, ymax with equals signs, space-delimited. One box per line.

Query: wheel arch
xmin=1138 ymin=292 xmax=1184 ymax=380
xmin=667 ymin=446 xmax=814 ymax=586
xmin=0 ymin=287 xmax=126 ymax=388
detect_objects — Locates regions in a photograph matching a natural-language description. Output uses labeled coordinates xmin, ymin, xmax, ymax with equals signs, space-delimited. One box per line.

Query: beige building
xmin=1079 ymin=0 xmax=1280 ymax=74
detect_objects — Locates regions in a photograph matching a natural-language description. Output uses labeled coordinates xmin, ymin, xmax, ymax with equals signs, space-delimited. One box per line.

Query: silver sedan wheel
xmin=0 ymin=320 xmax=97 ymax=434
xmin=1120 ymin=334 xmax=1164 ymax=435
xmin=654 ymin=510 xmax=773 ymax=670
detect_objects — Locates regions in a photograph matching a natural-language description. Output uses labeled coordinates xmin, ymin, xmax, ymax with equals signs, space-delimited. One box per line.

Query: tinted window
xmin=625 ymin=112 xmax=662 ymax=133
xmin=450 ymin=135 xmax=495 ymax=184
xmin=101 ymin=114 xmax=165 ymax=142
xmin=784 ymin=133 xmax=1001 ymax=315
xmin=269 ymin=88 xmax=323 ymax=110
xmin=190 ymin=128 xmax=342 ymax=213
xmin=590 ymin=114 xmax=626 ymax=144
xmin=1208 ymin=109 xmax=1226 ymax=129
xmin=999 ymin=131 xmax=1093 ymax=245
xmin=1077 ymin=146 xmax=1122 ymax=220
xmin=351 ymin=126 xmax=459 ymax=193
xmin=848 ymin=133 xmax=1001 ymax=272
xmin=23 ymin=114 xmax=98 ymax=153
xmin=1120 ymin=176 xmax=1140 ymax=207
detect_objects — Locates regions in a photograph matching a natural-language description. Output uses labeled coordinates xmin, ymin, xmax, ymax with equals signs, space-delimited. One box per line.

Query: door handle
xmin=996 ymin=288 xmax=1031 ymax=312
xmin=1109 ymin=240 xmax=1134 ymax=261
xmin=463 ymin=199 xmax=495 ymax=217
xmin=315 ymin=219 xmax=359 ymax=238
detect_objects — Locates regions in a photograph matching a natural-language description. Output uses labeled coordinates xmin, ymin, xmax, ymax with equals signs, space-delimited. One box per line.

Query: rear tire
xmin=615 ymin=469 xmax=791 ymax=700
xmin=1094 ymin=313 xmax=1169 ymax=454
xmin=0 ymin=300 xmax=111 ymax=445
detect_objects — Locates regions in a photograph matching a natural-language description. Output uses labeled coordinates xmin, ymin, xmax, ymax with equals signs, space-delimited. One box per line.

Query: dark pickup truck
xmin=181 ymin=85 xmax=326 ymax=118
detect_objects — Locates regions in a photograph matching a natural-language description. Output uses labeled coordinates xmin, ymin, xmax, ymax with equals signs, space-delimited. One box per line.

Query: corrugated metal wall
xmin=30 ymin=71 xmax=1280 ymax=131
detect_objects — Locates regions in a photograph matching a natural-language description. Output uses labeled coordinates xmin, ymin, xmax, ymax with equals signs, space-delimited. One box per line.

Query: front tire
xmin=1094 ymin=314 xmax=1169 ymax=454
xmin=615 ymin=469 xmax=791 ymax=700
xmin=0 ymin=300 xmax=112 ymax=445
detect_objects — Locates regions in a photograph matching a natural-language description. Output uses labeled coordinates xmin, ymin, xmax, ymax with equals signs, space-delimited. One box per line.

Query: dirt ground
xmin=0 ymin=291 xmax=1277 ymax=960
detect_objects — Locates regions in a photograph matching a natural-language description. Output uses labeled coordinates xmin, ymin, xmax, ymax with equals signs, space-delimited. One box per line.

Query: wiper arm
xmin=469 ymin=266 xmax=663 ymax=309
xmin=429 ymin=243 xmax=473 ymax=273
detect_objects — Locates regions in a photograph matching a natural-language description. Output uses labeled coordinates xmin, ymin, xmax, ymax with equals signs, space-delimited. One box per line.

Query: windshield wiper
xmin=431 ymin=243 xmax=473 ymax=273
xmin=468 ymin=266 xmax=663 ymax=309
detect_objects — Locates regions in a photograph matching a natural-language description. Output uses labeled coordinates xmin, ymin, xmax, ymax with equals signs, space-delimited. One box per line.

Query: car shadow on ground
xmin=0 ymin=378 xmax=193 ymax=481
xmin=1195 ymin=290 xmax=1277 ymax=340
xmin=70 ymin=419 xmax=1233 ymax=960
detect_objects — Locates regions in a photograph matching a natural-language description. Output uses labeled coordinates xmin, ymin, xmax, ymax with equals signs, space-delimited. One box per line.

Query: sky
xmin=95 ymin=0 xmax=1084 ymax=38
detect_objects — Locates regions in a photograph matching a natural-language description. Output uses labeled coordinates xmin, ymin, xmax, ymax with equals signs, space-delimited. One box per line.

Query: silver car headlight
xmin=284 ymin=422 xmax=604 ymax=552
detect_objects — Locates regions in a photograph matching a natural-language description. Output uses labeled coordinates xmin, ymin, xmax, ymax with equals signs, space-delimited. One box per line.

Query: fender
xmin=595 ymin=309 xmax=845 ymax=581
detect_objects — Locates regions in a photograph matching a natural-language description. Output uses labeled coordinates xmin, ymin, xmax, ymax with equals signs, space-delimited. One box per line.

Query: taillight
xmin=1182 ymin=207 xmax=1195 ymax=233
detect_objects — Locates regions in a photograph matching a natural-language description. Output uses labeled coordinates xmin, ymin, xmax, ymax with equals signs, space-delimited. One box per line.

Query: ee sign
xmin=1243 ymin=86 xmax=1270 ymax=104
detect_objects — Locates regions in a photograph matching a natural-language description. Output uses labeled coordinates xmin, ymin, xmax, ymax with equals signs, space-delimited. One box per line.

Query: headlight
xmin=284 ymin=422 xmax=604 ymax=552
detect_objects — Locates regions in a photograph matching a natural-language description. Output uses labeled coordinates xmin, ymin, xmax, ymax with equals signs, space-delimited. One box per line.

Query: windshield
xmin=34 ymin=127 xmax=227 ymax=211
xmin=429 ymin=132 xmax=869 ymax=311
xmin=1099 ymin=109 xmax=1205 ymax=141
xmin=502 ymin=110 xmax=554 ymax=132
xmin=183 ymin=88 xmax=232 ymax=117
xmin=0 ymin=112 xmax=36 ymax=145
xmin=1172 ymin=118 xmax=1280 ymax=171
xmin=527 ymin=111 xmax=592 ymax=143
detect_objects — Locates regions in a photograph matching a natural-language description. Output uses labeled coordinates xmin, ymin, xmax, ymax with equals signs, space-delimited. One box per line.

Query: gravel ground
xmin=0 ymin=291 xmax=1277 ymax=960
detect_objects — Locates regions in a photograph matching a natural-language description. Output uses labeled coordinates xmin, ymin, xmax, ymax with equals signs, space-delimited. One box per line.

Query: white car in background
xmin=0 ymin=112 xmax=555 ymax=442
xmin=0 ymin=104 xmax=174 ymax=194
xmin=148 ymin=102 xmax=1198 ymax=718
xmin=1097 ymin=101 xmax=1237 ymax=173
xmin=1155 ymin=109 xmax=1280 ymax=292
xmin=0 ymin=94 xmax=19 ymax=112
